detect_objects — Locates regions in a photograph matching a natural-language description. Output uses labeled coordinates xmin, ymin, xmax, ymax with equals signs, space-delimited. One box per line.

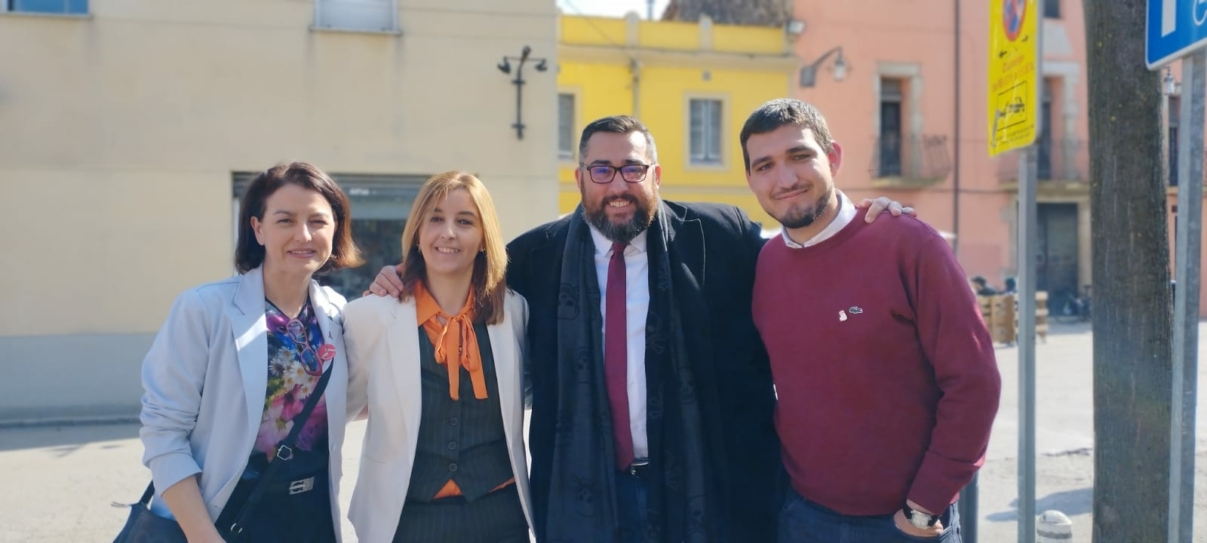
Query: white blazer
xmin=138 ymin=266 xmax=361 ymax=540
xmin=342 ymin=290 xmax=533 ymax=543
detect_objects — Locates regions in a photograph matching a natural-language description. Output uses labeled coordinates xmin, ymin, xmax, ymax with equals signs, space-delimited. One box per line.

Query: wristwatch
xmin=903 ymin=502 xmax=940 ymax=529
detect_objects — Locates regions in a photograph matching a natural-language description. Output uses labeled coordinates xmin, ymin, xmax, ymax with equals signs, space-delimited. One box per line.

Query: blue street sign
xmin=1148 ymin=0 xmax=1207 ymax=68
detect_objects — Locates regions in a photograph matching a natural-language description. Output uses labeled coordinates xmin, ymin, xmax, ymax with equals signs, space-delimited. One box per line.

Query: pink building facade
xmin=789 ymin=0 xmax=1108 ymax=315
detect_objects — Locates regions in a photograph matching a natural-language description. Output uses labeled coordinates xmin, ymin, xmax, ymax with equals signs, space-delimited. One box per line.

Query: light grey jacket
xmin=342 ymin=291 xmax=533 ymax=543
xmin=138 ymin=266 xmax=361 ymax=539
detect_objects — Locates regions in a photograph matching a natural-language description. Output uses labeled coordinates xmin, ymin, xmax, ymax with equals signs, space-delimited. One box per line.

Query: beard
xmin=775 ymin=185 xmax=834 ymax=230
xmin=583 ymin=193 xmax=657 ymax=244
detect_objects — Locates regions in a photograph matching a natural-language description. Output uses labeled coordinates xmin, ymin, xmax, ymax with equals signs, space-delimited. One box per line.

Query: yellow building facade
xmin=556 ymin=14 xmax=798 ymax=227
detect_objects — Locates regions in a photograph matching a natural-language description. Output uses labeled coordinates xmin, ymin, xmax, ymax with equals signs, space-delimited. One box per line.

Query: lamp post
xmin=497 ymin=45 xmax=548 ymax=140
xmin=799 ymin=46 xmax=846 ymax=87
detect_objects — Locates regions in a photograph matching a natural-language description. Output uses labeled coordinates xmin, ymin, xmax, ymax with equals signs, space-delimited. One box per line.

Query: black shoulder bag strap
xmin=225 ymin=364 xmax=333 ymax=538
xmin=127 ymin=363 xmax=334 ymax=540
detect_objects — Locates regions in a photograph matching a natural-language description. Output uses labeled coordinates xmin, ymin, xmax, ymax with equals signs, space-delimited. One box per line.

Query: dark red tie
xmin=605 ymin=241 xmax=635 ymax=469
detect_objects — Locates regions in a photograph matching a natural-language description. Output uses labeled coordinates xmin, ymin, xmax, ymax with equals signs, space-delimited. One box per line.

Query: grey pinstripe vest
xmin=406 ymin=322 xmax=514 ymax=502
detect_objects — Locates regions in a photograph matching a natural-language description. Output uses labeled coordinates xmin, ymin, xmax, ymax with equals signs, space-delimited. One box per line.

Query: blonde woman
xmin=343 ymin=172 xmax=532 ymax=543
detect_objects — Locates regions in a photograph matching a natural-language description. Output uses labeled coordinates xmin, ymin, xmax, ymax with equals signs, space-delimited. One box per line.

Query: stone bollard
xmin=1037 ymin=510 xmax=1073 ymax=542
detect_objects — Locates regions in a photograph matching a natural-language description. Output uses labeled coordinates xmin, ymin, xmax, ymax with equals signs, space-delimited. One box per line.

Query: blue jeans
xmin=778 ymin=489 xmax=962 ymax=543
xmin=616 ymin=470 xmax=650 ymax=543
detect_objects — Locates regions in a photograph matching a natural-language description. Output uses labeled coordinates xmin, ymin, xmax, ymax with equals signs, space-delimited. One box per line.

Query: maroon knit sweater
xmin=752 ymin=208 xmax=1001 ymax=516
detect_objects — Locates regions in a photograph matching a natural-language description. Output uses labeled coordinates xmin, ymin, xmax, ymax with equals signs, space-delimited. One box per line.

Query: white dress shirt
xmin=782 ymin=191 xmax=857 ymax=249
xmin=588 ymin=225 xmax=650 ymax=460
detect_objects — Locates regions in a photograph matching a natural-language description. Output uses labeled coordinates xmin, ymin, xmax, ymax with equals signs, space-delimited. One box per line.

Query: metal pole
xmin=1169 ymin=49 xmax=1204 ymax=543
xmin=959 ymin=473 xmax=978 ymax=543
xmin=1017 ymin=145 xmax=1038 ymax=543
xmin=952 ymin=0 xmax=962 ymax=258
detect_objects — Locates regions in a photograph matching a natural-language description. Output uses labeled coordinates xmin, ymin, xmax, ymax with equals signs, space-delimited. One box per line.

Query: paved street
xmin=977 ymin=321 xmax=1207 ymax=543
xmin=4 ymin=322 xmax=1207 ymax=542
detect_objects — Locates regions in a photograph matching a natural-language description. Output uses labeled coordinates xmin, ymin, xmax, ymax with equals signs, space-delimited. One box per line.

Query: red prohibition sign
xmin=1003 ymin=0 xmax=1026 ymax=42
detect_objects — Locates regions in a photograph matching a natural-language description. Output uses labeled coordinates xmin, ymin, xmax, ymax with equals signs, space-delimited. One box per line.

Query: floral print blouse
xmin=242 ymin=299 xmax=330 ymax=481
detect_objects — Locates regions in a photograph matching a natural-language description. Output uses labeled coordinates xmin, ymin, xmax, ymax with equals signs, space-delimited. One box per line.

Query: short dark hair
xmin=739 ymin=98 xmax=835 ymax=172
xmin=234 ymin=161 xmax=364 ymax=275
xmin=578 ymin=115 xmax=659 ymax=164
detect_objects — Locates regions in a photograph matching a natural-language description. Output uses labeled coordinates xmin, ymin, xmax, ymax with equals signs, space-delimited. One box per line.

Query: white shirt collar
xmin=588 ymin=224 xmax=649 ymax=257
xmin=782 ymin=191 xmax=856 ymax=249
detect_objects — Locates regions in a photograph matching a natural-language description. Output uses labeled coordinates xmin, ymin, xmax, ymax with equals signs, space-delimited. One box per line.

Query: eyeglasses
xmin=580 ymin=163 xmax=653 ymax=184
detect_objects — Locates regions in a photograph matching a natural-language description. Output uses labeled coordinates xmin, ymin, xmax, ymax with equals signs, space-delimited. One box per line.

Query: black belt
xmin=622 ymin=459 xmax=652 ymax=479
xmin=261 ymin=472 xmax=326 ymax=496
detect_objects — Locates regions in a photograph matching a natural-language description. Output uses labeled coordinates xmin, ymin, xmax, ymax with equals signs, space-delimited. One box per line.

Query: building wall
xmin=791 ymin=0 xmax=1098 ymax=300
xmin=0 ymin=0 xmax=559 ymax=421
xmin=1161 ymin=62 xmax=1207 ymax=317
xmin=556 ymin=14 xmax=797 ymax=228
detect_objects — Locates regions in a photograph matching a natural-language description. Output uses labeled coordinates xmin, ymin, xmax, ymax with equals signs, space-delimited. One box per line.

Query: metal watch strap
xmin=903 ymin=502 xmax=940 ymax=527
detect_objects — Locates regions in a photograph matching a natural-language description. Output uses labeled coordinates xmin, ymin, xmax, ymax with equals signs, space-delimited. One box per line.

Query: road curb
xmin=0 ymin=415 xmax=140 ymax=429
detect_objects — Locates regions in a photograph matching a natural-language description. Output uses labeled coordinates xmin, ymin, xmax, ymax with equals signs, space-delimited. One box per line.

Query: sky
xmin=556 ymin=0 xmax=672 ymax=19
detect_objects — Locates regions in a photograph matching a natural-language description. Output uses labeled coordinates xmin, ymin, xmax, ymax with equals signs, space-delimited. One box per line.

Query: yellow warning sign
xmin=988 ymin=0 xmax=1039 ymax=156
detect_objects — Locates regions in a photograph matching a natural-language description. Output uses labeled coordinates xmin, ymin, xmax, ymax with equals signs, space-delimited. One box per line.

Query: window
xmin=1037 ymin=80 xmax=1054 ymax=180
xmin=689 ymin=98 xmax=723 ymax=165
xmin=558 ymin=93 xmax=575 ymax=161
xmin=1169 ymin=95 xmax=1181 ymax=186
xmin=5 ymin=0 xmax=87 ymax=14
xmin=232 ymin=172 xmax=423 ymax=300
xmin=1044 ymin=0 xmax=1060 ymax=19
xmin=314 ymin=0 xmax=397 ymax=33
xmin=878 ymin=79 xmax=903 ymax=177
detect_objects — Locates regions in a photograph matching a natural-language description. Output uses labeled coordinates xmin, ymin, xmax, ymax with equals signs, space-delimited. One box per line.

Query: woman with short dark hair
xmin=137 ymin=161 xmax=364 ymax=542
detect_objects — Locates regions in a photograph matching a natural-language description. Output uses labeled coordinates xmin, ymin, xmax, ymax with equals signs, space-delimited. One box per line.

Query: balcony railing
xmin=998 ymin=139 xmax=1088 ymax=184
xmin=868 ymin=134 xmax=952 ymax=187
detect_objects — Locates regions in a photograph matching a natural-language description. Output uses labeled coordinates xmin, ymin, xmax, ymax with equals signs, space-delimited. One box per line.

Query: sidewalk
xmin=0 ymin=421 xmax=368 ymax=543
xmin=4 ymin=322 xmax=1207 ymax=542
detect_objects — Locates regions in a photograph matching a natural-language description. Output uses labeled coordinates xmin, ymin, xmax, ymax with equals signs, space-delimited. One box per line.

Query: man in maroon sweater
xmin=741 ymin=98 xmax=1001 ymax=542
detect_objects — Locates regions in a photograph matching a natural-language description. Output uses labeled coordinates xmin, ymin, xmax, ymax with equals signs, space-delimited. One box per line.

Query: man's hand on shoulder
xmin=858 ymin=196 xmax=916 ymax=223
xmin=364 ymin=264 xmax=405 ymax=297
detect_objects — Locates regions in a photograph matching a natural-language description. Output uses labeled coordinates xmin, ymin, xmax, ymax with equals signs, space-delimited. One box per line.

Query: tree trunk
xmin=1084 ymin=1 xmax=1173 ymax=541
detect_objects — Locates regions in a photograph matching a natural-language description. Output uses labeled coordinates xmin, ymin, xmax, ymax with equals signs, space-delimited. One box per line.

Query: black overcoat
xmin=506 ymin=200 xmax=784 ymax=541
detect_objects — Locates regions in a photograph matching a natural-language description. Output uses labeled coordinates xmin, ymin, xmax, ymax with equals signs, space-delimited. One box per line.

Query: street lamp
xmin=497 ymin=45 xmax=548 ymax=140
xmin=799 ymin=46 xmax=846 ymax=88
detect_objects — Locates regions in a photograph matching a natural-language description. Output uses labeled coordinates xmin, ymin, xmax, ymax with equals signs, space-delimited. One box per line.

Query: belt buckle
xmin=628 ymin=459 xmax=650 ymax=477
xmin=288 ymin=477 xmax=315 ymax=495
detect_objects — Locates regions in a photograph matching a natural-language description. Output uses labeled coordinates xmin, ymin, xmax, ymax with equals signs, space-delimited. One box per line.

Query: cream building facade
xmin=0 ymin=0 xmax=559 ymax=421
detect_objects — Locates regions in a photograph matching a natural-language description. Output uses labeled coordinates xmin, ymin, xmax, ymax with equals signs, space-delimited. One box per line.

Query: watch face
xmin=909 ymin=513 xmax=932 ymax=529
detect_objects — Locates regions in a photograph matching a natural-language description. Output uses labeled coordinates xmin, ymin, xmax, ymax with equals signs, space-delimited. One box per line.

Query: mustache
xmin=772 ymin=184 xmax=810 ymax=199
xmin=602 ymin=195 xmax=637 ymax=206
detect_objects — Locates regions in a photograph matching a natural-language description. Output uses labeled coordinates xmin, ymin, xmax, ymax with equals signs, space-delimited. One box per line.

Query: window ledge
xmin=870 ymin=175 xmax=945 ymax=189
xmin=310 ymin=25 xmax=401 ymax=36
xmin=0 ymin=11 xmax=91 ymax=20
xmin=686 ymin=161 xmax=727 ymax=171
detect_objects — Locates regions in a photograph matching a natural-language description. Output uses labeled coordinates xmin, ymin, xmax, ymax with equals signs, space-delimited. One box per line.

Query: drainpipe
xmin=954 ymin=2 xmax=975 ymax=539
xmin=952 ymin=0 xmax=962 ymax=257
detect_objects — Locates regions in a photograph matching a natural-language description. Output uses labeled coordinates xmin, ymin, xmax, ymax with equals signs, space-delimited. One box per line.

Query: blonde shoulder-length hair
xmin=397 ymin=171 xmax=509 ymax=324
